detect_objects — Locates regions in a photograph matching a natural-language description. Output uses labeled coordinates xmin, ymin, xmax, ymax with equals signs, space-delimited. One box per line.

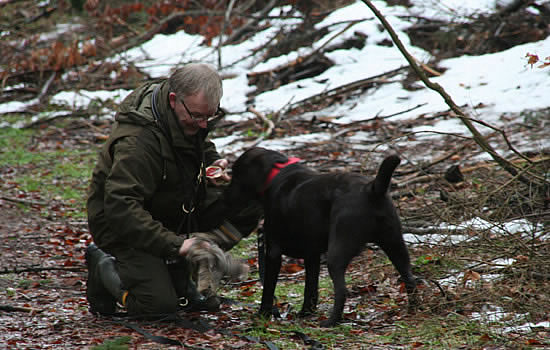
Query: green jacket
xmin=87 ymin=79 xmax=220 ymax=259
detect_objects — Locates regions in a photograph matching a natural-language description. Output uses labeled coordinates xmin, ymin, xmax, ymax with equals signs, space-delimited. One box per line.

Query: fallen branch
xmin=395 ymin=173 xmax=439 ymax=189
xmin=246 ymin=106 xmax=275 ymax=148
xmin=247 ymin=52 xmax=335 ymax=97
xmin=215 ymin=0 xmax=237 ymax=69
xmin=21 ymin=111 xmax=91 ymax=129
xmin=395 ymin=154 xmax=550 ymax=189
xmin=36 ymin=72 xmax=57 ymax=103
xmin=0 ymin=304 xmax=44 ymax=313
xmin=285 ymin=65 xmax=408 ymax=115
xmin=0 ymin=195 xmax=47 ymax=207
xmin=1 ymin=265 xmax=86 ymax=275
xmin=398 ymin=144 xmax=472 ymax=176
xmin=222 ymin=0 xmax=277 ymax=46
xmin=360 ymin=0 xmax=546 ymax=189
xmin=245 ymin=18 xmax=368 ymax=71
xmin=331 ymin=103 xmax=428 ymax=139
xmin=401 ymin=225 xmax=445 ymax=235
xmin=461 ymin=155 xmax=550 ymax=174
xmin=247 ymin=19 xmax=366 ymax=97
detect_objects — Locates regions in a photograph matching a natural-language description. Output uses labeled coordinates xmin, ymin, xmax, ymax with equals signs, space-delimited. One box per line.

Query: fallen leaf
xmin=281 ymin=263 xmax=304 ymax=274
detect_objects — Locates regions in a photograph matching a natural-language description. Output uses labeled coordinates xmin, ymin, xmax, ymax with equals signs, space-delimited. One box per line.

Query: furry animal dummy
xmin=185 ymin=235 xmax=249 ymax=299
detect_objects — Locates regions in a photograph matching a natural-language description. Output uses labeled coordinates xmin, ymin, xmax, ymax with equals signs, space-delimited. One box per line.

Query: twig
xmin=461 ymin=114 xmax=534 ymax=164
xmin=246 ymin=106 xmax=275 ymax=148
xmin=243 ymin=18 xmax=369 ymax=71
xmin=37 ymin=72 xmax=56 ymax=103
xmin=360 ymin=0 xmax=545 ymax=188
xmin=459 ymin=155 xmax=550 ymax=175
xmin=484 ymin=163 xmax=539 ymax=202
xmin=0 ymin=265 xmax=86 ymax=275
xmin=307 ymin=19 xmax=363 ymax=59
xmin=286 ymin=65 xmax=408 ymax=114
xmin=222 ymin=0 xmax=277 ymax=46
xmin=0 ymin=195 xmax=47 ymax=207
xmin=216 ymin=0 xmax=237 ymax=69
xmin=0 ymin=304 xmax=44 ymax=313
xmin=331 ymin=103 xmax=428 ymax=139
xmin=376 ymin=102 xmax=428 ymax=120
xmin=395 ymin=173 xmax=439 ymax=188
xmin=401 ymin=225 xmax=444 ymax=235
xmin=21 ymin=111 xmax=90 ymax=129
xmin=398 ymin=144 xmax=472 ymax=176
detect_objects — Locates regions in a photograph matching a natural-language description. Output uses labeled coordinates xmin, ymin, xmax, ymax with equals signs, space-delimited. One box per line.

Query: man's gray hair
xmin=168 ymin=63 xmax=223 ymax=110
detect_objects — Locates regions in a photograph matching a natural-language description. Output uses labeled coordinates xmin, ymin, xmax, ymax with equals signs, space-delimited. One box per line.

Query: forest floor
xmin=0 ymin=102 xmax=548 ymax=350
xmin=1 ymin=1 xmax=549 ymax=349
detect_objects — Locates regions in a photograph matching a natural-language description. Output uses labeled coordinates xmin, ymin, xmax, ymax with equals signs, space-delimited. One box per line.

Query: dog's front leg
xmin=299 ymin=255 xmax=320 ymax=317
xmin=258 ymin=245 xmax=282 ymax=320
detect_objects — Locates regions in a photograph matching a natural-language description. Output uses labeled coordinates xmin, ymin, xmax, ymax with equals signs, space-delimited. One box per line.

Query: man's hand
xmin=179 ymin=237 xmax=211 ymax=256
xmin=206 ymin=158 xmax=231 ymax=185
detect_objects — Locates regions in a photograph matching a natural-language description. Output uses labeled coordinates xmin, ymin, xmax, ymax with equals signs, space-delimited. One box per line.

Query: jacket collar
xmin=260 ymin=157 xmax=301 ymax=195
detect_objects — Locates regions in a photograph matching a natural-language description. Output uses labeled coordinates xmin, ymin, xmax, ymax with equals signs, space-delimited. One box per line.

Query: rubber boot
xmin=85 ymin=243 xmax=125 ymax=315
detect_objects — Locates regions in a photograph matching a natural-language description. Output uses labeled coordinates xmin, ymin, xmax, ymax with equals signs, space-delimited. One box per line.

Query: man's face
xmin=169 ymin=91 xmax=215 ymax=136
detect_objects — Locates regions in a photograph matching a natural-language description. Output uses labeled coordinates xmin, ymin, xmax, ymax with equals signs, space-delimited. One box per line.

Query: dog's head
xmin=225 ymin=147 xmax=288 ymax=206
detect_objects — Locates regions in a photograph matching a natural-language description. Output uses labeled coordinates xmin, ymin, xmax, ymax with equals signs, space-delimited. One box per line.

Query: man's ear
xmin=168 ymin=92 xmax=177 ymax=109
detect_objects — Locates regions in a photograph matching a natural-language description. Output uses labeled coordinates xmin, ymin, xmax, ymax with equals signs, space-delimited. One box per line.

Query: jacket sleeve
xmin=203 ymin=138 xmax=221 ymax=165
xmin=103 ymin=135 xmax=184 ymax=258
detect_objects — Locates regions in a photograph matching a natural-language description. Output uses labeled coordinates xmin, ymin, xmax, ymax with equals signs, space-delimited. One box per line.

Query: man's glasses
xmin=179 ymin=96 xmax=225 ymax=122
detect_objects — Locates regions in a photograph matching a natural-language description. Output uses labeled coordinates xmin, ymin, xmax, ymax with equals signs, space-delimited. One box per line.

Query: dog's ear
xmin=267 ymin=151 xmax=288 ymax=164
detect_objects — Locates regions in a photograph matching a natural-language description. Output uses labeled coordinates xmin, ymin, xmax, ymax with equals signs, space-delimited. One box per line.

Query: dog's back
xmin=260 ymin=155 xmax=401 ymax=258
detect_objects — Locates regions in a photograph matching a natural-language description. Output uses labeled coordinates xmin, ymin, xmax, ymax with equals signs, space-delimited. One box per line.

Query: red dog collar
xmin=261 ymin=157 xmax=301 ymax=195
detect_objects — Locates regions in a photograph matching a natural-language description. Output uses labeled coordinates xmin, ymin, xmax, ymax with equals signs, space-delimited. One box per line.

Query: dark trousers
xmin=111 ymin=248 xmax=185 ymax=315
xmin=108 ymin=187 xmax=262 ymax=315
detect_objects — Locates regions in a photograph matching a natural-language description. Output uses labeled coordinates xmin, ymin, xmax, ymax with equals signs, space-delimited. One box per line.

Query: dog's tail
xmin=373 ymin=155 xmax=400 ymax=196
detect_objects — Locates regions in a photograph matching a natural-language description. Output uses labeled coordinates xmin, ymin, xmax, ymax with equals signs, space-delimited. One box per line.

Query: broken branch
xmin=0 ymin=266 xmax=85 ymax=275
xmin=0 ymin=304 xmax=44 ymax=313
xmin=286 ymin=65 xmax=407 ymax=115
xmin=246 ymin=106 xmax=275 ymax=148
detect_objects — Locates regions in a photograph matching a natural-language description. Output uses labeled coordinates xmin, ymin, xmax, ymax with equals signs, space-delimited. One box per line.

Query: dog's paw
xmin=407 ymin=286 xmax=421 ymax=311
xmin=257 ymin=308 xmax=273 ymax=321
xmin=297 ymin=309 xmax=315 ymax=318
xmin=319 ymin=318 xmax=338 ymax=328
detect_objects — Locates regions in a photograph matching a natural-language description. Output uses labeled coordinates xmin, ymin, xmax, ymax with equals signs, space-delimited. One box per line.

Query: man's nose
xmin=197 ymin=119 xmax=208 ymax=128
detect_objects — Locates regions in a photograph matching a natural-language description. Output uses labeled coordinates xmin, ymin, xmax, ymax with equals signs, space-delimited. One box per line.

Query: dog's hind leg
xmin=299 ymin=255 xmax=321 ymax=317
xmin=379 ymin=238 xmax=419 ymax=311
xmin=322 ymin=246 xmax=356 ymax=327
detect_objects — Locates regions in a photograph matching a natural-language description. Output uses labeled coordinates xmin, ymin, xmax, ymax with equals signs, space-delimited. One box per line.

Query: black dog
xmin=225 ymin=147 xmax=418 ymax=327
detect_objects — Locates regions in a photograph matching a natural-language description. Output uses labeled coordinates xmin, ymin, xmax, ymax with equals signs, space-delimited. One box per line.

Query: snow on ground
xmin=3 ymin=1 xmax=549 ymax=144
xmin=404 ymin=217 xmax=546 ymax=247
xmin=1 ymin=1 xmax=547 ymax=241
